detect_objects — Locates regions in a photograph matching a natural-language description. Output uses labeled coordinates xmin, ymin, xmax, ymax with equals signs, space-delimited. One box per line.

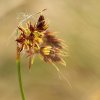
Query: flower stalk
xmin=16 ymin=12 xmax=67 ymax=99
xmin=16 ymin=39 xmax=26 ymax=100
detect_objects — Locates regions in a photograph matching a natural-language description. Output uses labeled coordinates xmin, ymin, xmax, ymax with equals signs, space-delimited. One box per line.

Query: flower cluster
xmin=16 ymin=14 xmax=66 ymax=68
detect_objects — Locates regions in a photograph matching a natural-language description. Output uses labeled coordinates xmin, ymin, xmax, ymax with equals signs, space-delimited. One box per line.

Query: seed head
xmin=16 ymin=14 xmax=67 ymax=68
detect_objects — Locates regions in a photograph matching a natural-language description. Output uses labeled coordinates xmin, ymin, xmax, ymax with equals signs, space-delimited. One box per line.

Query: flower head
xmin=16 ymin=14 xmax=67 ymax=69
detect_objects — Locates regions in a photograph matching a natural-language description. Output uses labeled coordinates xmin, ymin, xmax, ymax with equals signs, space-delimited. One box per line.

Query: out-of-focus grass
xmin=0 ymin=0 xmax=100 ymax=100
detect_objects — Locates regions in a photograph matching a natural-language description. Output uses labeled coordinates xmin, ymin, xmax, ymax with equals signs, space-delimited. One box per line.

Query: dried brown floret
xmin=44 ymin=31 xmax=62 ymax=49
xmin=36 ymin=15 xmax=48 ymax=32
xmin=27 ymin=22 xmax=35 ymax=32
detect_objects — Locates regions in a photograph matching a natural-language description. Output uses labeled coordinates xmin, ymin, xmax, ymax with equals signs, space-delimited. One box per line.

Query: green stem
xmin=16 ymin=59 xmax=26 ymax=100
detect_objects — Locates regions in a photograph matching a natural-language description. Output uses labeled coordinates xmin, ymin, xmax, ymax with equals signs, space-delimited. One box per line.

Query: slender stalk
xmin=16 ymin=58 xmax=26 ymax=100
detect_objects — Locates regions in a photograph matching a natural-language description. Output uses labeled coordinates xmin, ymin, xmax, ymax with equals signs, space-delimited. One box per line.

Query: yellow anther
xmin=25 ymin=28 xmax=31 ymax=35
xmin=42 ymin=46 xmax=52 ymax=55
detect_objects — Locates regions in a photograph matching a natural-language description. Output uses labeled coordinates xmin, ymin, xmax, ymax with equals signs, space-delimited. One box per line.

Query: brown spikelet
xmin=27 ymin=22 xmax=34 ymax=32
xmin=36 ymin=15 xmax=48 ymax=31
xmin=44 ymin=31 xmax=62 ymax=49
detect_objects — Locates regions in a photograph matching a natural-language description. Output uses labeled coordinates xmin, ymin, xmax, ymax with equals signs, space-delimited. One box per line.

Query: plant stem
xmin=16 ymin=59 xmax=26 ymax=100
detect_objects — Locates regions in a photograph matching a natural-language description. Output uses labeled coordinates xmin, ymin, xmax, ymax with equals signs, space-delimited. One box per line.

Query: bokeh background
xmin=0 ymin=0 xmax=100 ymax=100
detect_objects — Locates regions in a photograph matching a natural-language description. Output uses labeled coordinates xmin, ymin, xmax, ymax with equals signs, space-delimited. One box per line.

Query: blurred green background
xmin=0 ymin=0 xmax=100 ymax=100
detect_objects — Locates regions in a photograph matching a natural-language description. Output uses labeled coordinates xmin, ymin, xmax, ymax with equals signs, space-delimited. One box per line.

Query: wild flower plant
xmin=16 ymin=10 xmax=68 ymax=100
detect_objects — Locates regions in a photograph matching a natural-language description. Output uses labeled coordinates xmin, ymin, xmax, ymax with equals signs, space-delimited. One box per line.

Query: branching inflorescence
xmin=16 ymin=14 xmax=67 ymax=69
